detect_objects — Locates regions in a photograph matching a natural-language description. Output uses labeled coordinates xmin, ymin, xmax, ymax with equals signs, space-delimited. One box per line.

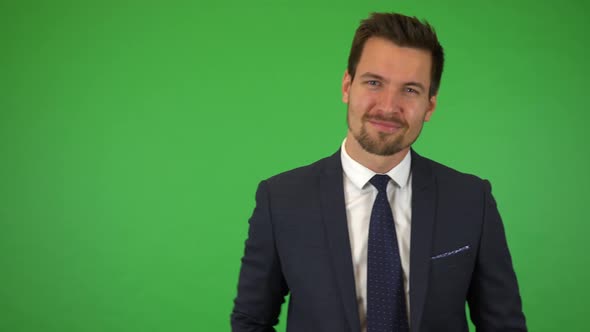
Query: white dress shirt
xmin=340 ymin=139 xmax=413 ymax=332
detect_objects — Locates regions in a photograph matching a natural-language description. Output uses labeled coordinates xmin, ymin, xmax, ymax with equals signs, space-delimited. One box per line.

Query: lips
xmin=367 ymin=119 xmax=404 ymax=133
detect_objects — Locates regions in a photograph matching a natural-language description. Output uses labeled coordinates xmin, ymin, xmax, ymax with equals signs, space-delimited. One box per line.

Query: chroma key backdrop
xmin=1 ymin=0 xmax=588 ymax=331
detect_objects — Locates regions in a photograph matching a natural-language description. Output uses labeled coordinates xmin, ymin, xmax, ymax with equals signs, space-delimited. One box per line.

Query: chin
xmin=360 ymin=138 xmax=405 ymax=156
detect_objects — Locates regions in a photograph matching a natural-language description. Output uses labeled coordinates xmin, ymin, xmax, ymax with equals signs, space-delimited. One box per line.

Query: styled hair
xmin=347 ymin=12 xmax=445 ymax=97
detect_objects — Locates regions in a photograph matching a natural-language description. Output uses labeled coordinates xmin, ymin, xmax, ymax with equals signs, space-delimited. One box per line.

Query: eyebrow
xmin=359 ymin=72 xmax=389 ymax=83
xmin=359 ymin=72 xmax=426 ymax=92
xmin=404 ymin=81 xmax=426 ymax=92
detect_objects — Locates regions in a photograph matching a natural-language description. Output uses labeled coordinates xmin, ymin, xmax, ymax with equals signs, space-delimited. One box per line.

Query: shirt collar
xmin=340 ymin=138 xmax=412 ymax=190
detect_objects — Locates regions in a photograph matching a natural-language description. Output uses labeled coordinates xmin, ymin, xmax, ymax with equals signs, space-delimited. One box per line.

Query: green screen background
xmin=1 ymin=0 xmax=588 ymax=331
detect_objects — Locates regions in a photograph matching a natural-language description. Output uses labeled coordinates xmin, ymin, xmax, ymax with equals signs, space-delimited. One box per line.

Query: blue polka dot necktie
xmin=367 ymin=174 xmax=409 ymax=332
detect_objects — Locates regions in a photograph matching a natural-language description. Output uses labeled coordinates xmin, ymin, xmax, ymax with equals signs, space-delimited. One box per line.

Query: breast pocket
xmin=429 ymin=245 xmax=475 ymax=305
xmin=431 ymin=245 xmax=472 ymax=267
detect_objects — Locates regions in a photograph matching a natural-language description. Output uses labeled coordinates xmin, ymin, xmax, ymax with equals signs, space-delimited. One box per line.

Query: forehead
xmin=356 ymin=37 xmax=432 ymax=83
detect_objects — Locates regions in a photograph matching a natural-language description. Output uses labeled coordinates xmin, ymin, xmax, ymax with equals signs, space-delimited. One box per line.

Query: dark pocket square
xmin=431 ymin=245 xmax=470 ymax=260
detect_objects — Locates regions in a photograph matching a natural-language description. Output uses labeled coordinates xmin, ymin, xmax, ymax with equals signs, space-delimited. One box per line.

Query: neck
xmin=344 ymin=132 xmax=410 ymax=174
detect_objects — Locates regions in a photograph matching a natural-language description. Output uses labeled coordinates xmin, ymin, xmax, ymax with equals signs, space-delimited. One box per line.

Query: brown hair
xmin=347 ymin=12 xmax=444 ymax=97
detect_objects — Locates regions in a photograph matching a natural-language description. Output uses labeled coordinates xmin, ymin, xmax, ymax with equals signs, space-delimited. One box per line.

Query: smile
xmin=367 ymin=119 xmax=403 ymax=133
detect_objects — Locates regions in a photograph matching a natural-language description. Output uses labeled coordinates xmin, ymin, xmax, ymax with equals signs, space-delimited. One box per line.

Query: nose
xmin=376 ymin=89 xmax=401 ymax=116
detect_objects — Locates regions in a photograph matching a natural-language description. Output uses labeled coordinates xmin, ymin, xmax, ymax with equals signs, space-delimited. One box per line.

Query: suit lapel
xmin=319 ymin=151 xmax=362 ymax=332
xmin=409 ymin=150 xmax=437 ymax=332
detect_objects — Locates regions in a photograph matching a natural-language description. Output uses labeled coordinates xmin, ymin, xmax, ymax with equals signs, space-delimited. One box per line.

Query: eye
xmin=404 ymin=87 xmax=419 ymax=94
xmin=366 ymin=80 xmax=381 ymax=87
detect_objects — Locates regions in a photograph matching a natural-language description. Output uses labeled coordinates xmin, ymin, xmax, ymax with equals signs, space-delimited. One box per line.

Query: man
xmin=231 ymin=12 xmax=527 ymax=332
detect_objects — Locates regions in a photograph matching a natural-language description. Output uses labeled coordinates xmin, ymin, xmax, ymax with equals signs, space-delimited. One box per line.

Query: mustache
xmin=362 ymin=114 xmax=407 ymax=127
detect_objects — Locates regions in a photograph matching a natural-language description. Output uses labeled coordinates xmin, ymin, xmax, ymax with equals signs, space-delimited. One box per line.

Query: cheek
xmin=350 ymin=93 xmax=375 ymax=115
xmin=406 ymin=111 xmax=429 ymax=131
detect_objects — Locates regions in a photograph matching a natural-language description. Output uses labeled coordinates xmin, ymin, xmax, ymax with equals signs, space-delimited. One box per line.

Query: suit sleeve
xmin=231 ymin=180 xmax=288 ymax=332
xmin=467 ymin=180 xmax=527 ymax=332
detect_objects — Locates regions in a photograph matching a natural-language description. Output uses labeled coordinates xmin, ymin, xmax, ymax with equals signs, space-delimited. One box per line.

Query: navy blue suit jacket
xmin=231 ymin=150 xmax=526 ymax=331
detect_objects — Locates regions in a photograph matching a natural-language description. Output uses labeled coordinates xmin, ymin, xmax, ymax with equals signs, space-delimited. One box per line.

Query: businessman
xmin=231 ymin=12 xmax=527 ymax=332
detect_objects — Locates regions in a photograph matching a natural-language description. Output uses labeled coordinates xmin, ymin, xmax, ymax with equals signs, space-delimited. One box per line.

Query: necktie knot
xmin=369 ymin=174 xmax=390 ymax=194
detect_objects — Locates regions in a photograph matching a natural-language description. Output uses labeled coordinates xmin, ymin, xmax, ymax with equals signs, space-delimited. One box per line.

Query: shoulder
xmin=413 ymin=151 xmax=490 ymax=194
xmin=251 ymin=151 xmax=341 ymax=209
xmin=263 ymin=151 xmax=339 ymax=187
xmin=414 ymin=153 xmax=496 ymax=224
xmin=428 ymin=157 xmax=484 ymax=182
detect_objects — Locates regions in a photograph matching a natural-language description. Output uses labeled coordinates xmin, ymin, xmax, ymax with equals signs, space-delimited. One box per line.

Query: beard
xmin=348 ymin=111 xmax=410 ymax=156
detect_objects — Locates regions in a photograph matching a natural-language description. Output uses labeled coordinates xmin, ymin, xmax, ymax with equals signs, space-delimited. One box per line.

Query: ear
xmin=342 ymin=70 xmax=352 ymax=104
xmin=424 ymin=95 xmax=437 ymax=122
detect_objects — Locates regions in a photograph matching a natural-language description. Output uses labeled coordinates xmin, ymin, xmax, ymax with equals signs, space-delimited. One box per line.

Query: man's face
xmin=342 ymin=37 xmax=437 ymax=156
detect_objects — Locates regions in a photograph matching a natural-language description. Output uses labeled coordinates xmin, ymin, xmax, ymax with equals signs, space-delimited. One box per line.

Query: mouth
xmin=367 ymin=119 xmax=404 ymax=133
